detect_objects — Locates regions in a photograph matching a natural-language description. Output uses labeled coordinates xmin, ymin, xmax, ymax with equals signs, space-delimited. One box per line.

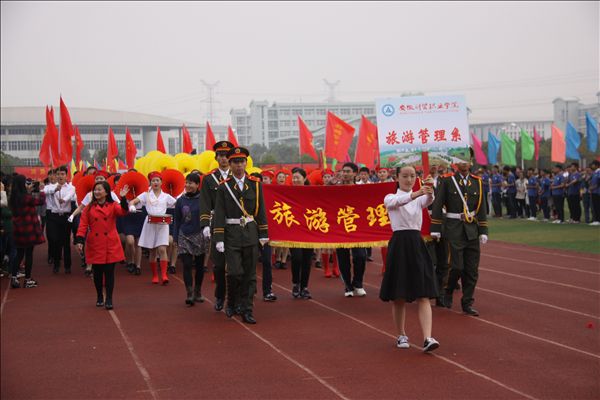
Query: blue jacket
xmin=491 ymin=174 xmax=503 ymax=193
xmin=540 ymin=177 xmax=551 ymax=198
xmin=566 ymin=172 xmax=581 ymax=196
xmin=527 ymin=176 xmax=539 ymax=198
xmin=505 ymin=173 xmax=516 ymax=194
xmin=551 ymin=174 xmax=565 ymax=196
xmin=173 ymin=191 xmax=202 ymax=243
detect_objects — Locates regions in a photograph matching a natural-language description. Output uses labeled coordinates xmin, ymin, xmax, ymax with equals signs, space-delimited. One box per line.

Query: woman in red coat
xmin=76 ymin=181 xmax=129 ymax=310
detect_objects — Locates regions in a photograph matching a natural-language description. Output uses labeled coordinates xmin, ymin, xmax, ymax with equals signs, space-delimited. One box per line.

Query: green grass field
xmin=488 ymin=218 xmax=600 ymax=254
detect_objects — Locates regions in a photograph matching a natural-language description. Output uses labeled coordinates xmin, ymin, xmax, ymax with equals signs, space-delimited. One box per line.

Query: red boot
xmin=381 ymin=247 xmax=388 ymax=275
xmin=160 ymin=260 xmax=169 ymax=284
xmin=332 ymin=254 xmax=340 ymax=277
xmin=150 ymin=262 xmax=159 ymax=284
xmin=322 ymin=254 xmax=332 ymax=278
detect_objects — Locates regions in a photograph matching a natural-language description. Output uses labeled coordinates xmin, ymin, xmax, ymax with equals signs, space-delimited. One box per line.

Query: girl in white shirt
xmin=380 ymin=166 xmax=439 ymax=352
xmin=129 ymin=172 xmax=177 ymax=285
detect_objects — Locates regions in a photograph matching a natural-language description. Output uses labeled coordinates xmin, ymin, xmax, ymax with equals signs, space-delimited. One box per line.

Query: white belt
xmin=225 ymin=216 xmax=255 ymax=225
xmin=445 ymin=212 xmax=474 ymax=220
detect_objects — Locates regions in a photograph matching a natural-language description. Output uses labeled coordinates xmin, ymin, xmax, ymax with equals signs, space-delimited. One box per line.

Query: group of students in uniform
xmin=2 ymin=144 xmax=501 ymax=353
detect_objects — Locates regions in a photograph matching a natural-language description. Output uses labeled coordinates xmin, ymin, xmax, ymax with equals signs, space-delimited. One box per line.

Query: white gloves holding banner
xmin=203 ymin=226 xmax=211 ymax=239
xmin=430 ymin=232 xmax=441 ymax=240
xmin=259 ymin=238 xmax=269 ymax=247
xmin=129 ymin=205 xmax=137 ymax=213
xmin=67 ymin=214 xmax=74 ymax=223
xmin=216 ymin=242 xmax=225 ymax=253
xmin=479 ymin=234 xmax=488 ymax=245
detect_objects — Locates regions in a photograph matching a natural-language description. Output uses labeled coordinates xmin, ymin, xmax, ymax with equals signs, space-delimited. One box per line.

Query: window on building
xmin=363 ymin=108 xmax=374 ymax=114
xmin=305 ymin=109 xmax=314 ymax=116
xmin=268 ymin=110 xmax=278 ymax=118
xmin=268 ymin=121 xmax=278 ymax=129
xmin=316 ymin=109 xmax=326 ymax=115
xmin=292 ymin=109 xmax=302 ymax=116
xmin=281 ymin=109 xmax=290 ymax=116
xmin=341 ymin=108 xmax=351 ymax=115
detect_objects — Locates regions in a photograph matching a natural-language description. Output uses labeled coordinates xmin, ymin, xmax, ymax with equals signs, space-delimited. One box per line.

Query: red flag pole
xmin=421 ymin=151 xmax=430 ymax=178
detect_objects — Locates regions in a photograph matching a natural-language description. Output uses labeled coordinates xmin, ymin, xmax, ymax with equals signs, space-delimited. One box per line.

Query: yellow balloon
xmin=144 ymin=150 xmax=164 ymax=159
xmin=133 ymin=157 xmax=145 ymax=173
xmin=207 ymin=159 xmax=219 ymax=172
xmin=174 ymin=153 xmax=197 ymax=175
xmin=147 ymin=154 xmax=177 ymax=173
xmin=246 ymin=166 xmax=262 ymax=175
xmin=246 ymin=155 xmax=253 ymax=170
xmin=196 ymin=150 xmax=216 ymax=174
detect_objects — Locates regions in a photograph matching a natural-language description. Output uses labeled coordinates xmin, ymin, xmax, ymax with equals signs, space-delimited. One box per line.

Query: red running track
xmin=1 ymin=240 xmax=599 ymax=399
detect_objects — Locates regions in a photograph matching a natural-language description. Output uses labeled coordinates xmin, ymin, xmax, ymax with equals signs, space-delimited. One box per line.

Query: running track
xmin=1 ymin=241 xmax=599 ymax=399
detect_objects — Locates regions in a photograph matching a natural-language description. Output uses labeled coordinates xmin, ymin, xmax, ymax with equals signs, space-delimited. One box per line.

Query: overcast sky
xmin=1 ymin=1 xmax=598 ymax=125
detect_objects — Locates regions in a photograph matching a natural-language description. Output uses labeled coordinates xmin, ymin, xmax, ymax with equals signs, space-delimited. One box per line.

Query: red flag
xmin=533 ymin=125 xmax=542 ymax=161
xmin=228 ymin=126 xmax=239 ymax=147
xmin=125 ymin=127 xmax=137 ymax=169
xmin=298 ymin=116 xmax=318 ymax=161
xmin=156 ymin=126 xmax=166 ymax=153
xmin=39 ymin=107 xmax=53 ymax=168
xmin=46 ymin=106 xmax=61 ymax=167
xmin=551 ymin=124 xmax=566 ymax=163
xmin=205 ymin=122 xmax=216 ymax=150
xmin=107 ymin=127 xmax=119 ymax=173
xmin=74 ymin=125 xmax=84 ymax=169
xmin=354 ymin=115 xmax=379 ymax=169
xmin=325 ymin=111 xmax=355 ymax=162
xmin=118 ymin=159 xmax=128 ymax=170
xmin=182 ymin=124 xmax=193 ymax=153
xmin=59 ymin=96 xmax=74 ymax=165
xmin=470 ymin=133 xmax=488 ymax=165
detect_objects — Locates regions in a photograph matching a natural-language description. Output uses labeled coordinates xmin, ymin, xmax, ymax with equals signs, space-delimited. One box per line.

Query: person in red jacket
xmin=75 ymin=181 xmax=129 ymax=310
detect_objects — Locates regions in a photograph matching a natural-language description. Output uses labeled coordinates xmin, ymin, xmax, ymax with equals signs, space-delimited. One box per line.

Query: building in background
xmin=0 ymin=107 xmax=201 ymax=165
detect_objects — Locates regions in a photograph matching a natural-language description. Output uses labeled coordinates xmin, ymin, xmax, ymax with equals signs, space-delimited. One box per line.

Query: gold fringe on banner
xmin=269 ymin=240 xmax=390 ymax=249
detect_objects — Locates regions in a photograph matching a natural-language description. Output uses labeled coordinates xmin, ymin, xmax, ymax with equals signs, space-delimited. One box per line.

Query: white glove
xmin=430 ymin=232 xmax=441 ymax=240
xmin=479 ymin=234 xmax=488 ymax=245
xmin=216 ymin=242 xmax=225 ymax=253
xmin=203 ymin=226 xmax=211 ymax=239
xmin=128 ymin=205 xmax=137 ymax=213
xmin=259 ymin=238 xmax=269 ymax=246
xmin=67 ymin=214 xmax=74 ymax=223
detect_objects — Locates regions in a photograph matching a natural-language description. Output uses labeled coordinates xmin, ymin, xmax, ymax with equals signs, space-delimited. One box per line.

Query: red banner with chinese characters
xmin=263 ymin=182 xmax=398 ymax=249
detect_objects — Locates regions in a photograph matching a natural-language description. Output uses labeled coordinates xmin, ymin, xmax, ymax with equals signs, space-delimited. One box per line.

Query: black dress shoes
xmin=105 ymin=300 xmax=113 ymax=310
xmin=214 ymin=298 xmax=224 ymax=311
xmin=242 ymin=313 xmax=256 ymax=324
xmin=443 ymin=293 xmax=453 ymax=309
xmin=462 ymin=306 xmax=479 ymax=316
xmin=225 ymin=306 xmax=235 ymax=318
xmin=96 ymin=297 xmax=104 ymax=307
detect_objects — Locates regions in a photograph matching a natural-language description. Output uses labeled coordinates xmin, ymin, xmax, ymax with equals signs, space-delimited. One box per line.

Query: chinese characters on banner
xmin=375 ymin=95 xmax=471 ymax=168
xmin=263 ymin=182 xmax=398 ymax=248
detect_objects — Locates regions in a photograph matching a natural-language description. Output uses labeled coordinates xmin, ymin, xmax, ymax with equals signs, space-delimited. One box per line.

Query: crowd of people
xmin=1 ymin=145 xmax=598 ymax=352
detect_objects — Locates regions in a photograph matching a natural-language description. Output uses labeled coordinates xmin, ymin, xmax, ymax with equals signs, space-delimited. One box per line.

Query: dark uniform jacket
xmin=213 ymin=175 xmax=268 ymax=247
xmin=430 ymin=172 xmax=488 ymax=242
xmin=199 ymin=169 xmax=231 ymax=228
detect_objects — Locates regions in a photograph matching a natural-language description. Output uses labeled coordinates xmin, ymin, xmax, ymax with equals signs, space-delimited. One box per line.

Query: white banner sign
xmin=375 ymin=95 xmax=471 ymax=167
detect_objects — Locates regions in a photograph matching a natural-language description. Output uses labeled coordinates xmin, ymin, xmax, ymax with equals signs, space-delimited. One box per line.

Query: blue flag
xmin=566 ymin=121 xmax=581 ymax=160
xmin=586 ymin=112 xmax=598 ymax=153
xmin=487 ymin=132 xmax=500 ymax=165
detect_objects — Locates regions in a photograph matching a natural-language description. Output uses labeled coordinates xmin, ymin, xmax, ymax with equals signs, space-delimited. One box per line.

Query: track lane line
xmin=487 ymin=242 xmax=600 ymax=262
xmin=170 ymin=275 xmax=349 ymax=400
xmin=268 ymin=280 xmax=539 ymax=400
xmin=480 ymin=268 xmax=600 ymax=294
xmin=108 ymin=310 xmax=159 ymax=400
xmin=0 ymin=281 xmax=10 ymax=317
xmin=482 ymin=253 xmax=600 ymax=276
xmin=358 ymin=280 xmax=600 ymax=360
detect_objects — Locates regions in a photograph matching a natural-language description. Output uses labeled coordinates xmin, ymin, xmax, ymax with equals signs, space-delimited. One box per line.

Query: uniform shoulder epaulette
xmin=247 ymin=175 xmax=261 ymax=182
xmin=441 ymin=173 xmax=454 ymax=178
xmin=470 ymin=173 xmax=481 ymax=180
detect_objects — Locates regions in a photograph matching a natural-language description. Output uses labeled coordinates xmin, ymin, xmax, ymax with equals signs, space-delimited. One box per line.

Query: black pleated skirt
xmin=379 ymin=230 xmax=438 ymax=303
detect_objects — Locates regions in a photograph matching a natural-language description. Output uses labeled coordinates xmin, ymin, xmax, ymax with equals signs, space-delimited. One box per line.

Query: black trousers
xmin=491 ymin=192 xmax=502 ymax=216
xmin=426 ymin=238 xmax=448 ymax=294
xmin=260 ymin=244 xmax=273 ymax=296
xmin=529 ymin=196 xmax=538 ymax=218
xmin=445 ymin=238 xmax=480 ymax=309
xmin=92 ymin=263 xmax=115 ymax=301
xmin=290 ymin=248 xmax=312 ymax=289
xmin=553 ymin=195 xmax=565 ymax=222
xmin=336 ymin=248 xmax=367 ymax=291
xmin=180 ymin=253 xmax=205 ymax=292
xmin=45 ymin=210 xmax=53 ymax=261
xmin=12 ymin=246 xmax=34 ymax=278
xmin=567 ymin=195 xmax=581 ymax=222
xmin=47 ymin=212 xmax=72 ymax=270
xmin=592 ymin=194 xmax=600 ymax=222
xmin=540 ymin=197 xmax=550 ymax=219
xmin=516 ymin=198 xmax=526 ymax=217
xmin=210 ymin=238 xmax=226 ymax=300
xmin=507 ymin=193 xmax=517 ymax=217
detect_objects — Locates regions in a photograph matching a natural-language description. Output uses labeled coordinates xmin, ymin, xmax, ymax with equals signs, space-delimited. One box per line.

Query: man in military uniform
xmin=199 ymin=141 xmax=234 ymax=311
xmin=430 ymin=153 xmax=488 ymax=316
xmin=213 ymin=147 xmax=268 ymax=324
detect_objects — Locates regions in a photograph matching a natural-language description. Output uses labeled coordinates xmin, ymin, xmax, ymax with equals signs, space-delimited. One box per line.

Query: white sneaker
xmin=590 ymin=221 xmax=600 ymax=226
xmin=527 ymin=217 xmax=536 ymax=221
xmin=543 ymin=219 xmax=549 ymax=222
xmin=423 ymin=337 xmax=440 ymax=352
xmin=353 ymin=287 xmax=367 ymax=297
xmin=16 ymin=272 xmax=25 ymax=279
xmin=344 ymin=290 xmax=354 ymax=297
xmin=552 ymin=220 xmax=561 ymax=224
xmin=396 ymin=335 xmax=410 ymax=349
